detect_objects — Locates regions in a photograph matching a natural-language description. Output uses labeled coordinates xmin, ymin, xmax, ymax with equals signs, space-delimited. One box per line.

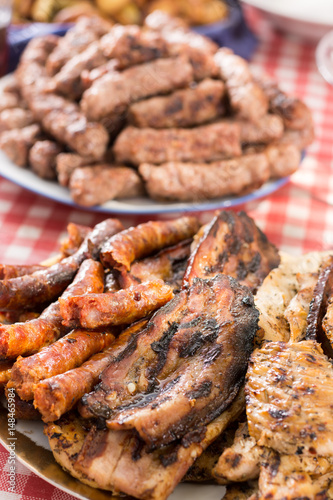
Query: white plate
xmin=0 ymin=403 xmax=226 ymax=500
xmin=0 ymin=151 xmax=290 ymax=215
xmin=241 ymin=0 xmax=333 ymax=41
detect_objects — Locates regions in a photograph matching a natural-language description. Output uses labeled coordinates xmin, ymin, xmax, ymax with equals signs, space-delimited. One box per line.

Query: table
xmin=0 ymin=7 xmax=333 ymax=499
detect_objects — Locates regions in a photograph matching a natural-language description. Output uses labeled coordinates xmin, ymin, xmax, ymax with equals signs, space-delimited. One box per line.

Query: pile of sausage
xmin=0 ymin=12 xmax=314 ymax=206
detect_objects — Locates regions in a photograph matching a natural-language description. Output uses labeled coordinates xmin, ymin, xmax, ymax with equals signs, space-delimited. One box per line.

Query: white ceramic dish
xmin=0 ymin=151 xmax=291 ymax=215
xmin=241 ymin=0 xmax=333 ymax=41
xmin=0 ymin=403 xmax=226 ymax=500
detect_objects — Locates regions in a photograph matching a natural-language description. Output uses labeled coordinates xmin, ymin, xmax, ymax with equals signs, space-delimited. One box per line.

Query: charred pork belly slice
xmin=29 ymin=140 xmax=62 ymax=180
xmin=46 ymin=16 xmax=111 ymax=76
xmin=214 ymin=48 xmax=268 ymax=123
xmin=28 ymin=93 xmax=109 ymax=160
xmin=0 ymin=218 xmax=123 ymax=311
xmin=59 ymin=280 xmax=174 ymax=329
xmin=0 ymin=107 xmax=34 ymax=133
xmin=113 ymin=122 xmax=241 ymax=165
xmin=105 ymin=274 xmax=258 ymax=448
xmin=183 ymin=211 xmax=280 ymax=294
xmin=305 ymin=256 xmax=333 ymax=358
xmin=100 ymin=24 xmax=168 ymax=69
xmin=213 ymin=421 xmax=261 ymax=483
xmin=129 ymin=79 xmax=225 ymax=129
xmin=74 ymin=388 xmax=244 ymax=500
xmin=139 ymin=153 xmax=270 ymax=202
xmin=0 ymin=124 xmax=41 ymax=167
xmin=246 ymin=340 xmax=333 ymax=457
xmin=258 ymin=449 xmax=333 ymax=500
xmin=118 ymin=239 xmax=192 ymax=292
xmin=0 ymin=259 xmax=105 ymax=360
xmin=101 ymin=216 xmax=200 ymax=271
xmin=81 ymin=56 xmax=193 ymax=123
xmin=69 ymin=165 xmax=144 ymax=207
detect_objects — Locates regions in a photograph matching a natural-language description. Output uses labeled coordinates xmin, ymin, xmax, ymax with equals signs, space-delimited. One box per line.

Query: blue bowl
xmin=7 ymin=1 xmax=257 ymax=73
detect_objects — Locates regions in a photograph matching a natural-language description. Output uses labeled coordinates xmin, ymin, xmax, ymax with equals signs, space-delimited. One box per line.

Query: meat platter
xmin=0 ymin=12 xmax=312 ymax=212
xmin=0 ymin=210 xmax=332 ymax=499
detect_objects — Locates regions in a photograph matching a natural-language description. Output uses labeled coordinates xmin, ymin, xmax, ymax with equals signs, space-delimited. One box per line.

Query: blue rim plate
xmin=0 ymin=150 xmax=292 ymax=215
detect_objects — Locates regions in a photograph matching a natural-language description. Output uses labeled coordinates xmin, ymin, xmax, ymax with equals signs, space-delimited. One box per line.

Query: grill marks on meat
xmin=246 ymin=340 xmax=333 ymax=457
xmin=129 ymin=79 xmax=225 ymax=129
xmin=0 ymin=218 xmax=123 ymax=311
xmin=34 ymin=320 xmax=148 ymax=422
xmin=118 ymin=239 xmax=192 ymax=292
xmin=59 ymin=280 xmax=174 ymax=329
xmin=214 ymin=48 xmax=268 ymax=122
xmin=0 ymin=259 xmax=105 ymax=360
xmin=69 ymin=165 xmax=144 ymax=207
xmin=81 ymin=56 xmax=193 ymax=123
xmin=183 ymin=211 xmax=280 ymax=293
xmin=73 ymin=388 xmax=245 ymax=500
xmin=101 ymin=216 xmax=200 ymax=271
xmin=140 ymin=152 xmax=270 ymax=202
xmin=114 ymin=122 xmax=241 ymax=165
xmin=105 ymin=275 xmax=258 ymax=448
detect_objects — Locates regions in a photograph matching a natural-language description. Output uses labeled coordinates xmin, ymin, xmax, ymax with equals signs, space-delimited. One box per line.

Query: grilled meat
xmin=0 ymin=264 xmax=45 ymax=280
xmin=69 ymin=165 xmax=144 ymax=206
xmin=118 ymin=239 xmax=192 ymax=292
xmin=56 ymin=153 xmax=95 ymax=187
xmin=0 ymin=107 xmax=34 ymax=133
xmin=213 ymin=421 xmax=261 ymax=483
xmin=238 ymin=114 xmax=284 ymax=144
xmin=81 ymin=56 xmax=193 ymax=123
xmin=140 ymin=152 xmax=270 ymax=202
xmin=114 ymin=122 xmax=241 ymax=165
xmin=0 ymin=258 xmax=105 ymax=360
xmin=101 ymin=216 xmax=200 ymax=271
xmin=214 ymin=48 xmax=268 ymax=122
xmin=246 ymin=340 xmax=333 ymax=457
xmin=35 ymin=320 xmax=148 ymax=422
xmin=183 ymin=211 xmax=280 ymax=294
xmin=73 ymin=389 xmax=245 ymax=500
xmin=29 ymin=140 xmax=62 ymax=180
xmin=129 ymin=79 xmax=225 ymax=129
xmin=0 ymin=124 xmax=41 ymax=167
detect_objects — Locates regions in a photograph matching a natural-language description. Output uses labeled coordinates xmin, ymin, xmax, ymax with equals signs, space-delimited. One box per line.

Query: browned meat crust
xmin=46 ymin=16 xmax=111 ymax=76
xmin=0 ymin=259 xmax=105 ymax=360
xmin=99 ymin=24 xmax=168 ymax=68
xmin=29 ymin=140 xmax=62 ymax=180
xmin=118 ymin=239 xmax=192 ymax=292
xmin=139 ymin=152 xmax=270 ymax=202
xmin=100 ymin=216 xmax=200 ymax=271
xmin=53 ymin=41 xmax=108 ymax=100
xmin=128 ymin=79 xmax=225 ymax=129
xmin=0 ymin=218 xmax=123 ymax=311
xmin=59 ymin=280 xmax=174 ymax=329
xmin=0 ymin=107 xmax=34 ymax=133
xmin=34 ymin=319 xmax=148 ymax=422
xmin=56 ymin=153 xmax=95 ymax=186
xmin=11 ymin=327 xmax=115 ymax=401
xmin=214 ymin=48 xmax=268 ymax=122
xmin=28 ymin=93 xmax=109 ymax=160
xmin=74 ymin=389 xmax=245 ymax=500
xmin=69 ymin=165 xmax=144 ymax=206
xmin=105 ymin=274 xmax=258 ymax=448
xmin=59 ymin=223 xmax=91 ymax=257
xmin=265 ymin=143 xmax=301 ymax=178
xmin=0 ymin=124 xmax=41 ymax=167
xmin=9 ymin=393 xmax=41 ymax=420
xmin=113 ymin=122 xmax=241 ymax=165
xmin=238 ymin=114 xmax=284 ymax=144
xmin=0 ymin=264 xmax=45 ymax=279
xmin=0 ymin=360 xmax=12 ymax=388
xmin=0 ymin=92 xmax=22 ymax=112
xmin=183 ymin=211 xmax=280 ymax=293
xmin=80 ymin=56 xmax=194 ymax=123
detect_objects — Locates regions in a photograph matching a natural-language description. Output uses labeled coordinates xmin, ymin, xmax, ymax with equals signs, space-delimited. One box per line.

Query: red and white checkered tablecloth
xmin=1 ymin=6 xmax=333 ymax=499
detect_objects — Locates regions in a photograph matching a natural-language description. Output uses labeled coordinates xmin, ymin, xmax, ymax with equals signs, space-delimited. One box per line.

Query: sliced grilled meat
xmin=183 ymin=211 xmax=280 ymax=293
